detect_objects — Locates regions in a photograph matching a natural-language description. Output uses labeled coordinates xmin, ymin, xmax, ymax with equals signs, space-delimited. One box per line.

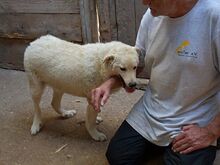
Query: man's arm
xmin=206 ymin=112 xmax=220 ymax=139
xmin=90 ymin=76 xmax=123 ymax=112
xmin=136 ymin=49 xmax=146 ymax=77
xmin=172 ymin=113 xmax=220 ymax=154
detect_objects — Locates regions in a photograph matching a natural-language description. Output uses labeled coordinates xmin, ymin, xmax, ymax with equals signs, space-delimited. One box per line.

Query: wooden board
xmin=97 ymin=0 xmax=111 ymax=42
xmin=0 ymin=38 xmax=28 ymax=70
xmin=115 ymin=0 xmax=136 ymax=46
xmin=0 ymin=0 xmax=80 ymax=14
xmin=80 ymin=0 xmax=98 ymax=43
xmin=88 ymin=0 xmax=99 ymax=43
xmin=97 ymin=0 xmax=117 ymax=42
xmin=0 ymin=14 xmax=82 ymax=42
xmin=135 ymin=2 xmax=148 ymax=34
xmin=97 ymin=0 xmax=147 ymax=44
xmin=108 ymin=0 xmax=117 ymax=41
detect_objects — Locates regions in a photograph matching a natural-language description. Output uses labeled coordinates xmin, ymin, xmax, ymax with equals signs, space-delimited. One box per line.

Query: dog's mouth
xmin=119 ymin=76 xmax=136 ymax=93
xmin=124 ymin=85 xmax=136 ymax=93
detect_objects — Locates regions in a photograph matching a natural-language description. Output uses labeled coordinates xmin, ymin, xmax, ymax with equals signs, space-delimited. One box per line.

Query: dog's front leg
xmin=85 ymin=103 xmax=107 ymax=141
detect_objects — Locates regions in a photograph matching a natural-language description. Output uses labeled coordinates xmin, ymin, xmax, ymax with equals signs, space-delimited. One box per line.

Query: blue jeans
xmin=106 ymin=121 xmax=217 ymax=165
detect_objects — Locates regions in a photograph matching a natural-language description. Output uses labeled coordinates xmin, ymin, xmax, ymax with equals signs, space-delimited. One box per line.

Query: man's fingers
xmin=172 ymin=138 xmax=192 ymax=153
xmin=101 ymin=91 xmax=110 ymax=106
xmin=90 ymin=82 xmax=112 ymax=112
xmin=91 ymin=89 xmax=102 ymax=112
xmin=179 ymin=146 xmax=195 ymax=154
xmin=182 ymin=124 xmax=196 ymax=131
xmin=172 ymin=133 xmax=185 ymax=144
xmin=172 ymin=138 xmax=189 ymax=149
xmin=91 ymin=89 xmax=96 ymax=104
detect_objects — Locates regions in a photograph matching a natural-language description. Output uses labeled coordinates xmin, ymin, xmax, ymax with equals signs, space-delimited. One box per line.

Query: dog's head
xmin=103 ymin=44 xmax=139 ymax=92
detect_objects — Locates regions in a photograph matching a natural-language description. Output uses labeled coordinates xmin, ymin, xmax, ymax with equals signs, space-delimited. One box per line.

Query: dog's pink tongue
xmin=125 ymin=87 xmax=136 ymax=93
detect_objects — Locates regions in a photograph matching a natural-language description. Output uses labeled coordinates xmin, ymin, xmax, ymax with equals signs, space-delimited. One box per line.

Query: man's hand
xmin=91 ymin=84 xmax=111 ymax=112
xmin=172 ymin=124 xmax=216 ymax=154
xmin=90 ymin=76 xmax=123 ymax=112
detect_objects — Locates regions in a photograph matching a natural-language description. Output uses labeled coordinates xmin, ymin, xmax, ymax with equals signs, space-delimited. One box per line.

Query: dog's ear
xmin=103 ymin=55 xmax=115 ymax=67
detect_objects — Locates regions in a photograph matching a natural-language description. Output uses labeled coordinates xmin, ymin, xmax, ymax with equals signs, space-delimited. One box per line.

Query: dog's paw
xmin=30 ymin=122 xmax=43 ymax=135
xmin=92 ymin=132 xmax=107 ymax=142
xmin=96 ymin=116 xmax=103 ymax=124
xmin=61 ymin=110 xmax=76 ymax=118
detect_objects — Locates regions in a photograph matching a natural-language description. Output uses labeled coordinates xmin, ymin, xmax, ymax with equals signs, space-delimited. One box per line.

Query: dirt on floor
xmin=1 ymin=68 xmax=220 ymax=165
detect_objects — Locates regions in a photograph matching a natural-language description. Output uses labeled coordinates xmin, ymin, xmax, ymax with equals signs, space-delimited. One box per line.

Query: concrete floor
xmin=0 ymin=68 xmax=220 ymax=165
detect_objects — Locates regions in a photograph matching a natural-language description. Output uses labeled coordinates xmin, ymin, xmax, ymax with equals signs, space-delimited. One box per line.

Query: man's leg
xmin=164 ymin=145 xmax=217 ymax=165
xmin=106 ymin=120 xmax=164 ymax=165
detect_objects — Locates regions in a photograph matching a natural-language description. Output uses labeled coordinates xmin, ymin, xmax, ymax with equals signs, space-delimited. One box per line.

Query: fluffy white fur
xmin=24 ymin=35 xmax=139 ymax=141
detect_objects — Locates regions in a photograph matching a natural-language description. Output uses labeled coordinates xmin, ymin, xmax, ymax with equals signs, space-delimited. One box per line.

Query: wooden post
xmin=135 ymin=1 xmax=148 ymax=34
xmin=115 ymin=0 xmax=136 ymax=46
xmin=96 ymin=0 xmax=111 ymax=42
xmin=80 ymin=0 xmax=99 ymax=43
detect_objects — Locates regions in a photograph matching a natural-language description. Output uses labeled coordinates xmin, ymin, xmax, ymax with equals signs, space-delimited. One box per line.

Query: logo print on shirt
xmin=176 ymin=40 xmax=198 ymax=58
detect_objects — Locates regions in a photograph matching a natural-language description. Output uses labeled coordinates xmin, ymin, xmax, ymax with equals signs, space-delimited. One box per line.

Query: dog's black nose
xmin=128 ymin=82 xmax=137 ymax=88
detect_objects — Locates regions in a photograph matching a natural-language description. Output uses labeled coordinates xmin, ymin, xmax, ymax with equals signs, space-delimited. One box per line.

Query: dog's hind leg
xmin=85 ymin=101 xmax=107 ymax=141
xmin=51 ymin=88 xmax=76 ymax=118
xmin=28 ymin=72 xmax=45 ymax=135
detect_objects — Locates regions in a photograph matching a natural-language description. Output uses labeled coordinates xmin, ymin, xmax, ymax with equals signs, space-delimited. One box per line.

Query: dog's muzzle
xmin=128 ymin=82 xmax=137 ymax=88
xmin=119 ymin=76 xmax=136 ymax=93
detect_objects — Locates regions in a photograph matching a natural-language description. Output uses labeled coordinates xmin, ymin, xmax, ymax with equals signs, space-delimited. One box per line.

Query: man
xmin=91 ymin=0 xmax=220 ymax=164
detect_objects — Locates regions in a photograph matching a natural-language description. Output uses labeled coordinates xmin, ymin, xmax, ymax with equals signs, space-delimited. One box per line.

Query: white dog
xmin=24 ymin=35 xmax=139 ymax=141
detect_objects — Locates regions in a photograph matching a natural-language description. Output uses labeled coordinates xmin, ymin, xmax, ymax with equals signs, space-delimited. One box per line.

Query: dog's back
xmin=24 ymin=35 xmax=103 ymax=96
xmin=24 ymin=35 xmax=83 ymax=73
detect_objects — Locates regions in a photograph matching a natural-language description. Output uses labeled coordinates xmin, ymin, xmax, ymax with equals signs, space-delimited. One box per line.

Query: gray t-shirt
xmin=127 ymin=0 xmax=220 ymax=146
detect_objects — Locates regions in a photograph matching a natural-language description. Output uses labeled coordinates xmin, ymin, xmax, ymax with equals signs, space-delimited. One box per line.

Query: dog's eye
xmin=133 ymin=66 xmax=137 ymax=70
xmin=120 ymin=67 xmax=126 ymax=71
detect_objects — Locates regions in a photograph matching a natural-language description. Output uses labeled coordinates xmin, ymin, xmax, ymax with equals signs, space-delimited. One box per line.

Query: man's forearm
xmin=106 ymin=76 xmax=124 ymax=90
xmin=136 ymin=48 xmax=146 ymax=78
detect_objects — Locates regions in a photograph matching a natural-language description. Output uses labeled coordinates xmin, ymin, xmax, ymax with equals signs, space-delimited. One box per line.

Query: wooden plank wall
xmin=97 ymin=0 xmax=147 ymax=45
xmin=0 ymin=0 xmax=83 ymax=70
